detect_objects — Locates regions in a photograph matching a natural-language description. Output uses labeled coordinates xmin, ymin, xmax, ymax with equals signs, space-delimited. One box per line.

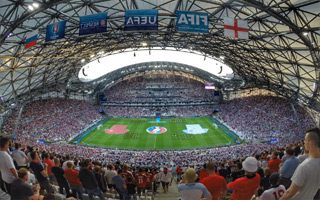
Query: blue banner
xmin=124 ymin=9 xmax=158 ymax=31
xmin=79 ymin=13 xmax=107 ymax=35
xmin=176 ymin=11 xmax=208 ymax=33
xmin=45 ymin=21 xmax=66 ymax=41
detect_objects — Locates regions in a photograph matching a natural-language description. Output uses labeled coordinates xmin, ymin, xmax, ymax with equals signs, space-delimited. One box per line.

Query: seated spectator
xmin=64 ymin=162 xmax=83 ymax=200
xmin=280 ymin=128 xmax=320 ymax=200
xmin=200 ymin=162 xmax=227 ymax=200
xmin=227 ymin=157 xmax=260 ymax=200
xmin=0 ymin=137 xmax=17 ymax=194
xmin=260 ymin=173 xmax=286 ymax=200
xmin=10 ymin=168 xmax=34 ymax=200
xmin=178 ymin=168 xmax=211 ymax=200
xmin=279 ymin=147 xmax=299 ymax=189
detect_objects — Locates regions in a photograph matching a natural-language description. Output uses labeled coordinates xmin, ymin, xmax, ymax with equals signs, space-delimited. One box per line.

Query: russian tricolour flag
xmin=24 ymin=34 xmax=38 ymax=49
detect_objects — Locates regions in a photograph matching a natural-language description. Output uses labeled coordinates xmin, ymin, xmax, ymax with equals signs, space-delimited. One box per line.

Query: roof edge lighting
xmin=78 ymin=48 xmax=234 ymax=82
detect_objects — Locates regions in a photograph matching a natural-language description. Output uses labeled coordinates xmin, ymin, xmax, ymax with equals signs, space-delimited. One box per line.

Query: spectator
xmin=51 ymin=158 xmax=71 ymax=197
xmin=268 ymin=152 xmax=281 ymax=173
xmin=10 ymin=168 xmax=34 ymax=200
xmin=29 ymin=151 xmax=54 ymax=195
xmin=0 ymin=137 xmax=17 ymax=194
xmin=260 ymin=173 xmax=286 ymax=200
xmin=159 ymin=167 xmax=172 ymax=193
xmin=279 ymin=147 xmax=299 ymax=189
xmin=78 ymin=160 xmax=104 ymax=200
xmin=178 ymin=168 xmax=211 ymax=200
xmin=64 ymin=162 xmax=83 ymax=200
xmin=280 ymin=128 xmax=320 ymax=200
xmin=200 ymin=162 xmax=227 ymax=200
xmin=11 ymin=143 xmax=29 ymax=170
xmin=227 ymin=157 xmax=260 ymax=200
xmin=104 ymin=164 xmax=117 ymax=191
xmin=112 ymin=169 xmax=128 ymax=200
xmin=42 ymin=153 xmax=55 ymax=183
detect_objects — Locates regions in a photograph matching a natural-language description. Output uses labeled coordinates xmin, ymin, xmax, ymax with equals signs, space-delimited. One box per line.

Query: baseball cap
xmin=242 ymin=157 xmax=258 ymax=173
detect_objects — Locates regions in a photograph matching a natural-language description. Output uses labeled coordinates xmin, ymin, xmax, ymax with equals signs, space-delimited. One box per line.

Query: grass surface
xmin=79 ymin=117 xmax=235 ymax=150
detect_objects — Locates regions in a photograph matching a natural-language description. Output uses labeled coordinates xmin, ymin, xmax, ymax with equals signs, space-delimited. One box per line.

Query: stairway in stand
xmin=154 ymin=182 xmax=180 ymax=200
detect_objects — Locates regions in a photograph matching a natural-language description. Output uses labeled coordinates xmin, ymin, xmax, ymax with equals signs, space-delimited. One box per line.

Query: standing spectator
xmin=112 ymin=169 xmax=128 ymax=200
xmin=78 ymin=160 xmax=104 ymax=200
xmin=279 ymin=148 xmax=299 ymax=189
xmin=51 ymin=158 xmax=71 ymax=197
xmin=93 ymin=165 xmax=107 ymax=193
xmin=64 ymin=162 xmax=83 ymax=200
xmin=11 ymin=143 xmax=29 ymax=170
xmin=178 ymin=168 xmax=211 ymax=200
xmin=104 ymin=164 xmax=117 ymax=191
xmin=10 ymin=168 xmax=34 ymax=200
xmin=227 ymin=157 xmax=260 ymax=200
xmin=0 ymin=137 xmax=17 ymax=194
xmin=29 ymin=151 xmax=54 ymax=195
xmin=260 ymin=173 xmax=286 ymax=200
xmin=280 ymin=128 xmax=320 ymax=200
xmin=127 ymin=176 xmax=137 ymax=200
xmin=159 ymin=167 xmax=172 ymax=193
xmin=200 ymin=162 xmax=227 ymax=200
xmin=268 ymin=152 xmax=281 ymax=173
xmin=42 ymin=153 xmax=55 ymax=183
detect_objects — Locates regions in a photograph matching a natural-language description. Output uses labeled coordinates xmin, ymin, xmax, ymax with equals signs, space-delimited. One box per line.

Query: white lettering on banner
xmin=178 ymin=14 xmax=208 ymax=26
xmin=126 ymin=16 xmax=157 ymax=25
xmin=80 ymin=21 xmax=100 ymax=29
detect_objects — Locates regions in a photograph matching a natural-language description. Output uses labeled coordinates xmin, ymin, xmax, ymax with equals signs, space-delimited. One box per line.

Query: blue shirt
xmin=280 ymin=156 xmax=299 ymax=178
xmin=178 ymin=182 xmax=211 ymax=200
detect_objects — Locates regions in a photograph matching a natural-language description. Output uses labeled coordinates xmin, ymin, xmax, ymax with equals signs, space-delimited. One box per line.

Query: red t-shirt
xmin=199 ymin=169 xmax=209 ymax=180
xmin=268 ymin=159 xmax=281 ymax=173
xmin=135 ymin=172 xmax=147 ymax=188
xmin=200 ymin=174 xmax=227 ymax=200
xmin=64 ymin=168 xmax=81 ymax=186
xmin=145 ymin=173 xmax=154 ymax=188
xmin=43 ymin=158 xmax=55 ymax=176
xmin=227 ymin=173 xmax=261 ymax=200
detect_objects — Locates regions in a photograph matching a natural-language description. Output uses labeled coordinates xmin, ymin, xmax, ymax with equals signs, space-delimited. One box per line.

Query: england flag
xmin=224 ymin=17 xmax=249 ymax=39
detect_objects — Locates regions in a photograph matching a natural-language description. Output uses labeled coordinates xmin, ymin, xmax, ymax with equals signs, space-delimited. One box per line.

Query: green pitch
xmin=77 ymin=117 xmax=237 ymax=150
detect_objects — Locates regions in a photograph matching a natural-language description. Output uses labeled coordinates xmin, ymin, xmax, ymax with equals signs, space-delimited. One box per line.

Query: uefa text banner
xmin=79 ymin=13 xmax=108 ymax=36
xmin=124 ymin=9 xmax=158 ymax=31
xmin=176 ymin=11 xmax=209 ymax=33
xmin=45 ymin=21 xmax=66 ymax=42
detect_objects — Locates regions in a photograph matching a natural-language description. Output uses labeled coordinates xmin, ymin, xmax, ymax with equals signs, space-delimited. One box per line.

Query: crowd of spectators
xmin=105 ymin=106 xmax=213 ymax=117
xmin=1 ymin=128 xmax=320 ymax=200
xmin=104 ymin=75 xmax=215 ymax=104
xmin=217 ymin=96 xmax=314 ymax=145
xmin=2 ymin=99 xmax=102 ymax=143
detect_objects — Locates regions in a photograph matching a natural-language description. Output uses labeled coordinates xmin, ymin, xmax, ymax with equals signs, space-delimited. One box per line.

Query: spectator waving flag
xmin=224 ymin=17 xmax=249 ymax=39
xmin=24 ymin=34 xmax=38 ymax=49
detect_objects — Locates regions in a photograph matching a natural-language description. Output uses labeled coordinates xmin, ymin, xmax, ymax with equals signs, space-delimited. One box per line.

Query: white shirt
xmin=290 ymin=157 xmax=320 ymax=200
xmin=260 ymin=185 xmax=286 ymax=200
xmin=11 ymin=149 xmax=28 ymax=166
xmin=159 ymin=171 xmax=172 ymax=182
xmin=0 ymin=151 xmax=16 ymax=183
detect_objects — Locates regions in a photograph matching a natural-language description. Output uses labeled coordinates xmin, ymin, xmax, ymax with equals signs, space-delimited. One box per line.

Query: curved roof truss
xmin=0 ymin=0 xmax=319 ymax=110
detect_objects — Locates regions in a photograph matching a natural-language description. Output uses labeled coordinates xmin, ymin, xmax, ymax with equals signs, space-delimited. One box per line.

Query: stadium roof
xmin=0 ymin=0 xmax=319 ymax=110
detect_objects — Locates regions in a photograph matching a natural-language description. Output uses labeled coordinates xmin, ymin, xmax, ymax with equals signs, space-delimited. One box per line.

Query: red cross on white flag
xmin=224 ymin=17 xmax=249 ymax=39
